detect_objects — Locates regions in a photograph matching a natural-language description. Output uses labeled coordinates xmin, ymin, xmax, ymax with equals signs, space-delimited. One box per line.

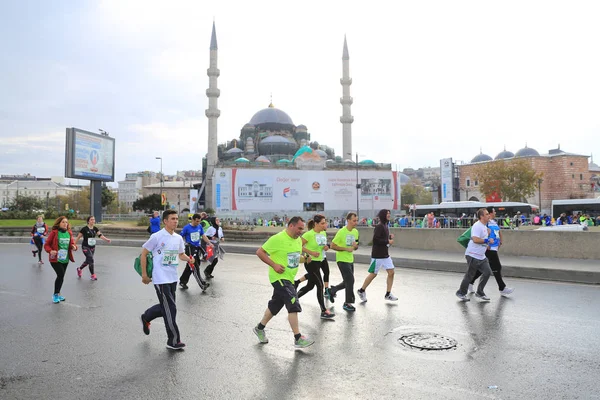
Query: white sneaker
xmin=384 ymin=293 xmax=398 ymax=301
xmin=475 ymin=293 xmax=491 ymax=302
xmin=357 ymin=289 xmax=367 ymax=302
xmin=500 ymin=287 xmax=514 ymax=297
xmin=467 ymin=284 xmax=475 ymax=294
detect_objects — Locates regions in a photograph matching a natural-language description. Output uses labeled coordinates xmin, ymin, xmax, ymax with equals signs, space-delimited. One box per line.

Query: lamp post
xmin=347 ymin=152 xmax=360 ymax=222
xmin=156 ymin=157 xmax=164 ymax=211
xmin=538 ymin=178 xmax=543 ymax=211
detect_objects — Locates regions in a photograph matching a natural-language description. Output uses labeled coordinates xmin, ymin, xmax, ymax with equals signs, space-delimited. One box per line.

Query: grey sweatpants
xmin=457 ymin=255 xmax=492 ymax=296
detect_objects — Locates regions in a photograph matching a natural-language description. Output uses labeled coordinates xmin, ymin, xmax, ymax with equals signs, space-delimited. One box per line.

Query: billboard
xmin=214 ymin=168 xmax=398 ymax=213
xmin=65 ymin=128 xmax=115 ymax=181
xmin=440 ymin=158 xmax=454 ymax=202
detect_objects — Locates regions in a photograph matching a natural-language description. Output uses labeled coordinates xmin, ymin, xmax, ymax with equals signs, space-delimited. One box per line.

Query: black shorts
xmin=267 ymin=280 xmax=302 ymax=315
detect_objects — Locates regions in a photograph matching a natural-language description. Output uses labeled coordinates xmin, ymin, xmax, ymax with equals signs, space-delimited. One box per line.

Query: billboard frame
xmin=65 ymin=127 xmax=116 ymax=182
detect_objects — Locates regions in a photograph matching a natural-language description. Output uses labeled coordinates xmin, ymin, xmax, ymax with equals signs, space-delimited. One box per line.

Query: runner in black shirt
xmin=75 ymin=216 xmax=111 ymax=280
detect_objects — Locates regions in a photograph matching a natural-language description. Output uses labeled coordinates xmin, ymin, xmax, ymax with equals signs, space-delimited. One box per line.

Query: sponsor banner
xmin=440 ymin=158 xmax=454 ymax=202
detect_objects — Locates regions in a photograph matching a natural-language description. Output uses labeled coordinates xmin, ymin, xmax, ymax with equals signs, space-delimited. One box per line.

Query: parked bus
xmin=551 ymin=198 xmax=600 ymax=218
xmin=414 ymin=201 xmax=539 ymax=218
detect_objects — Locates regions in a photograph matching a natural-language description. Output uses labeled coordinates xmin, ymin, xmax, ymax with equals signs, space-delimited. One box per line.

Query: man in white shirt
xmin=456 ymin=208 xmax=494 ymax=302
xmin=140 ymin=210 xmax=194 ymax=350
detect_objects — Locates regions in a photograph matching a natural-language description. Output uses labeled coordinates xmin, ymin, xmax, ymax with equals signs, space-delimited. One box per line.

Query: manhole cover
xmin=399 ymin=333 xmax=458 ymax=350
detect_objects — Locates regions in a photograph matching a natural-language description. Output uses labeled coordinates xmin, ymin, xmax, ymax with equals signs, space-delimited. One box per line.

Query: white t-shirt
xmin=465 ymin=220 xmax=488 ymax=260
xmin=205 ymin=226 xmax=223 ymax=239
xmin=143 ymin=228 xmax=185 ymax=285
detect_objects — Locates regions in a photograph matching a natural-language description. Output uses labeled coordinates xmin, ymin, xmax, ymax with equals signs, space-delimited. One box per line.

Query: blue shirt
xmin=487 ymin=219 xmax=500 ymax=251
xmin=150 ymin=216 xmax=161 ymax=233
xmin=180 ymin=223 xmax=205 ymax=247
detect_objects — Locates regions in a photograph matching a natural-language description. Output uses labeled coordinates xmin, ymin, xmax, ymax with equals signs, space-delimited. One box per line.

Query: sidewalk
xmin=2 ymin=236 xmax=598 ymax=284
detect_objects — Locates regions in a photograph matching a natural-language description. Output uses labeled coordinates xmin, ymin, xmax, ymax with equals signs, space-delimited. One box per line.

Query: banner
xmin=161 ymin=192 xmax=167 ymax=206
xmin=440 ymin=158 xmax=454 ymax=202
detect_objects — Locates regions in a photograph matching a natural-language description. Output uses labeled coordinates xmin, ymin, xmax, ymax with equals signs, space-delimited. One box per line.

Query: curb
xmin=2 ymin=237 xmax=598 ymax=285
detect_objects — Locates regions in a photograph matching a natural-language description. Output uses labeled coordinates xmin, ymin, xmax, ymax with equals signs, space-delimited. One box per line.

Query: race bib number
xmin=162 ymin=250 xmax=179 ymax=266
xmin=57 ymin=249 xmax=68 ymax=261
xmin=190 ymin=232 xmax=200 ymax=242
xmin=87 ymin=238 xmax=96 ymax=246
xmin=287 ymin=252 xmax=300 ymax=269
xmin=316 ymin=234 xmax=327 ymax=246
xmin=37 ymin=227 xmax=45 ymax=234
xmin=345 ymin=234 xmax=355 ymax=246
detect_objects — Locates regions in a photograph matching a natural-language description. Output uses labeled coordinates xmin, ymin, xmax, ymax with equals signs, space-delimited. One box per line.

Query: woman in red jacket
xmin=44 ymin=216 xmax=78 ymax=304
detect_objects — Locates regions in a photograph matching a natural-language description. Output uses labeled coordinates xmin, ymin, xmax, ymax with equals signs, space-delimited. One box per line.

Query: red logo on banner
xmin=486 ymin=191 xmax=501 ymax=202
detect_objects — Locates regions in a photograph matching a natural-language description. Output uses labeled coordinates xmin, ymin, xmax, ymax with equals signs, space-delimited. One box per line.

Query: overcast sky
xmin=2 ymin=1 xmax=599 ymax=185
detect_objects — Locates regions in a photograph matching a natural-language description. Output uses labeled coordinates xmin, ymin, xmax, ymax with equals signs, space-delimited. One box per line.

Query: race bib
xmin=87 ymin=238 xmax=96 ymax=246
xmin=316 ymin=234 xmax=327 ymax=246
xmin=190 ymin=232 xmax=200 ymax=242
xmin=345 ymin=234 xmax=355 ymax=246
xmin=287 ymin=252 xmax=300 ymax=269
xmin=162 ymin=250 xmax=179 ymax=266
xmin=37 ymin=227 xmax=45 ymax=234
xmin=57 ymin=249 xmax=68 ymax=261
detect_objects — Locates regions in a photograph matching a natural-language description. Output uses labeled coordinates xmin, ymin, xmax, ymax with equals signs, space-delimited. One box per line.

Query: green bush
xmin=137 ymin=215 xmax=150 ymax=227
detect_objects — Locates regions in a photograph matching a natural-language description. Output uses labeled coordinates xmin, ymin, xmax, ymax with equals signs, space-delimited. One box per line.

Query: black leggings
xmin=205 ymin=258 xmax=218 ymax=276
xmin=180 ymin=245 xmax=207 ymax=286
xmin=50 ymin=262 xmax=68 ymax=294
xmin=80 ymin=246 xmax=96 ymax=274
xmin=304 ymin=257 xmax=330 ymax=284
xmin=33 ymin=237 xmax=43 ymax=261
xmin=470 ymin=250 xmax=506 ymax=291
xmin=297 ymin=260 xmax=326 ymax=312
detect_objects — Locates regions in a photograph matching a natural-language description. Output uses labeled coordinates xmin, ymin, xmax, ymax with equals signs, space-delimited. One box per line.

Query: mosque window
xmin=474 ymin=180 xmax=479 ymax=186
xmin=466 ymin=179 xmax=471 ymax=187
xmin=580 ymin=174 xmax=583 ymax=180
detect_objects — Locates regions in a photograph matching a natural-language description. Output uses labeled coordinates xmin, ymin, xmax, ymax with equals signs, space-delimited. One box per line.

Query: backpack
xmin=457 ymin=227 xmax=472 ymax=248
xmin=134 ymin=252 xmax=154 ymax=278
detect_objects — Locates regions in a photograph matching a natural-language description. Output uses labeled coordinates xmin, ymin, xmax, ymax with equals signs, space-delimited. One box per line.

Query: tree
xmin=133 ymin=194 xmax=162 ymax=213
xmin=472 ymin=159 xmax=542 ymax=202
xmin=9 ymin=194 xmax=44 ymax=212
xmin=401 ymin=182 xmax=433 ymax=208
xmin=101 ymin=184 xmax=116 ymax=208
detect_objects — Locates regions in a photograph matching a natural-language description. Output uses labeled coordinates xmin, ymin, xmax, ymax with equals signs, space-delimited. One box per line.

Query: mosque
xmin=199 ymin=23 xmax=405 ymax=217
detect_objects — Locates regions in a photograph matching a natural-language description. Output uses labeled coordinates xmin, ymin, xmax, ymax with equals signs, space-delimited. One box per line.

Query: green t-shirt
xmin=57 ymin=230 xmax=71 ymax=264
xmin=302 ymin=229 xmax=327 ymax=262
xmin=332 ymin=226 xmax=359 ymax=263
xmin=262 ymin=230 xmax=302 ymax=283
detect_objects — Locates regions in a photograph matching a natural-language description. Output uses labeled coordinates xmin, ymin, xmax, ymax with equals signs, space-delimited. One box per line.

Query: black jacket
xmin=371 ymin=209 xmax=390 ymax=259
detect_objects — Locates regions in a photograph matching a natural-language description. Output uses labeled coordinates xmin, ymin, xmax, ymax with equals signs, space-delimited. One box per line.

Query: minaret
xmin=205 ymin=22 xmax=220 ymax=210
xmin=340 ymin=35 xmax=354 ymax=159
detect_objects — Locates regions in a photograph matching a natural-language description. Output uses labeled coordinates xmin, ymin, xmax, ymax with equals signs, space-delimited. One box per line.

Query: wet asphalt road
xmin=0 ymin=243 xmax=599 ymax=400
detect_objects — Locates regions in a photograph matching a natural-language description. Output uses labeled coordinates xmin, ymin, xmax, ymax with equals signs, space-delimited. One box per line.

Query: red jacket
xmin=44 ymin=229 xmax=76 ymax=263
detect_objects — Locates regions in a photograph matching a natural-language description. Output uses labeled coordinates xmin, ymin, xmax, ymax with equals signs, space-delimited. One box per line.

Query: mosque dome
xmin=495 ymin=149 xmax=515 ymax=160
xmin=515 ymin=146 xmax=540 ymax=157
xmin=296 ymin=124 xmax=308 ymax=131
xmin=471 ymin=152 xmax=493 ymax=163
xmin=249 ymin=103 xmax=294 ymax=126
xmin=255 ymin=155 xmax=271 ymax=163
xmin=292 ymin=145 xmax=313 ymax=160
xmin=315 ymin=149 xmax=327 ymax=159
xmin=257 ymin=135 xmax=297 ymax=155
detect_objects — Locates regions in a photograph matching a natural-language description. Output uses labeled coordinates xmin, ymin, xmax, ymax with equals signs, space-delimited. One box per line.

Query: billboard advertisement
xmin=214 ymin=168 xmax=398 ymax=213
xmin=440 ymin=158 xmax=454 ymax=202
xmin=65 ymin=128 xmax=115 ymax=182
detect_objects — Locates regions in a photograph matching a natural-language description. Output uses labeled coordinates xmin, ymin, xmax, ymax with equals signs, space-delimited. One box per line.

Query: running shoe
xmin=500 ymin=287 xmax=514 ymax=297
xmin=90 ymin=274 xmax=97 ymax=281
xmin=140 ymin=314 xmax=150 ymax=335
xmin=199 ymin=280 xmax=210 ymax=292
xmin=38 ymin=260 xmax=43 ymax=265
xmin=475 ymin=293 xmax=491 ymax=302
xmin=357 ymin=289 xmax=367 ymax=302
xmin=32 ymin=251 xmax=37 ymax=258
xmin=57 ymin=294 xmax=65 ymax=302
xmin=455 ymin=292 xmax=470 ymax=302
xmin=467 ymin=284 xmax=475 ymax=294
xmin=253 ymin=326 xmax=269 ymax=343
xmin=294 ymin=335 xmax=315 ymax=349
xmin=320 ymin=310 xmax=335 ymax=319
xmin=52 ymin=294 xmax=60 ymax=304
xmin=328 ymin=288 xmax=336 ymax=304
xmin=179 ymin=282 xmax=189 ymax=290
xmin=166 ymin=342 xmax=186 ymax=350
xmin=384 ymin=293 xmax=398 ymax=301
xmin=76 ymin=267 xmax=82 ymax=278
xmin=342 ymin=303 xmax=356 ymax=312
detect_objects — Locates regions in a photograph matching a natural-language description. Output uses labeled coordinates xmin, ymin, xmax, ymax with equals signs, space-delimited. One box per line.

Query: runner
xmin=30 ymin=215 xmax=49 ymax=265
xmin=328 ymin=212 xmax=359 ymax=312
xmin=357 ymin=209 xmax=399 ymax=303
xmin=468 ymin=206 xmax=514 ymax=297
xmin=456 ymin=208 xmax=494 ymax=302
xmin=75 ymin=216 xmax=111 ymax=280
xmin=179 ymin=213 xmax=213 ymax=291
xmin=253 ymin=216 xmax=315 ymax=349
xmin=203 ymin=217 xmax=224 ymax=279
xmin=139 ymin=210 xmax=192 ymax=350
xmin=44 ymin=216 xmax=77 ymax=304
xmin=296 ymin=214 xmax=334 ymax=319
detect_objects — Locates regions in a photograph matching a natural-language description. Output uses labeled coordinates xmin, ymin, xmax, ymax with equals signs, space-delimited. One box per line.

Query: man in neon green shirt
xmin=328 ymin=212 xmax=359 ymax=312
xmin=253 ymin=216 xmax=315 ymax=349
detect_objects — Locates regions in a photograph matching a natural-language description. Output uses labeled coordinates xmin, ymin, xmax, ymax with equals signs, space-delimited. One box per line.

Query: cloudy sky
xmin=2 ymin=1 xmax=599 ymax=185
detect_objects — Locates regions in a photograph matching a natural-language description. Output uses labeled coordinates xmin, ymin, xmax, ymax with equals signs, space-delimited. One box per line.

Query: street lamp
xmin=346 ymin=152 xmax=360 ymax=223
xmin=538 ymin=178 xmax=543 ymax=212
xmin=156 ymin=157 xmax=164 ymax=211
